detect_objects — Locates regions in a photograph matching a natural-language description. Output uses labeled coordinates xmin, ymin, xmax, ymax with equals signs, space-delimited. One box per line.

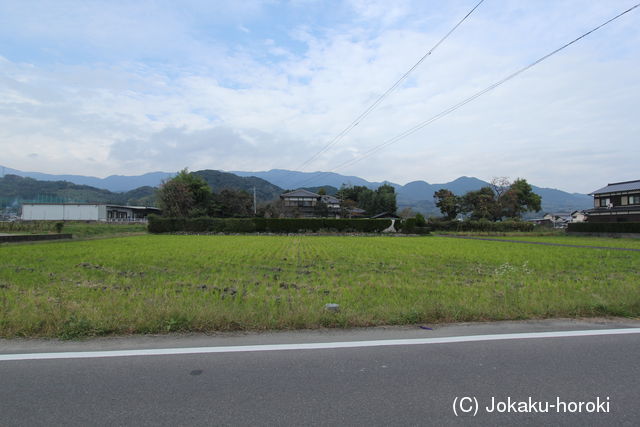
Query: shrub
xmin=425 ymin=218 xmax=534 ymax=232
xmin=147 ymin=216 xmax=394 ymax=234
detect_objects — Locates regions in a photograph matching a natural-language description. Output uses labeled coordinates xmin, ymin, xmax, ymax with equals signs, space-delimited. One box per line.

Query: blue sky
xmin=1 ymin=0 xmax=638 ymax=193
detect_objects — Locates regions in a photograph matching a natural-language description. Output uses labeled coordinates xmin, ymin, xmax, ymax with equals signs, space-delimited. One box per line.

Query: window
xmin=629 ymin=195 xmax=640 ymax=205
xmin=599 ymin=198 xmax=611 ymax=207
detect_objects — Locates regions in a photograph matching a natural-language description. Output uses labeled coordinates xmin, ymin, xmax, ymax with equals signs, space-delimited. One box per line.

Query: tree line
xmin=336 ymin=184 xmax=397 ymax=216
xmin=158 ymin=169 xmax=399 ymax=218
xmin=158 ymin=169 xmax=255 ymax=218
xmin=433 ymin=177 xmax=541 ymax=220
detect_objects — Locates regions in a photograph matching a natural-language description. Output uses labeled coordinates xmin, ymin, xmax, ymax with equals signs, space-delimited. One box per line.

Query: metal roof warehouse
xmin=21 ymin=203 xmax=160 ymax=222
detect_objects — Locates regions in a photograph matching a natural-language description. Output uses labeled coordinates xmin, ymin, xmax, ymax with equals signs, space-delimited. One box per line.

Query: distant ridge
xmin=0 ymin=165 xmax=174 ymax=193
xmin=0 ymin=165 xmax=592 ymax=215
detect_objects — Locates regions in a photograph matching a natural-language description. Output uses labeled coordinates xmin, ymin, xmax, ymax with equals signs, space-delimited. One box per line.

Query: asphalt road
xmin=1 ymin=319 xmax=639 ymax=426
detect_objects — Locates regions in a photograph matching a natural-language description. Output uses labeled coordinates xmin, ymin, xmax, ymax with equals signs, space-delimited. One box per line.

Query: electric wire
xmin=295 ymin=0 xmax=486 ymax=173
xmin=292 ymin=2 xmax=640 ymax=189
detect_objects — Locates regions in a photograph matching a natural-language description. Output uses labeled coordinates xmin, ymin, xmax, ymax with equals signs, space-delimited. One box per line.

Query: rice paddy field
xmin=1 ymin=234 xmax=639 ymax=338
xmin=477 ymin=234 xmax=640 ymax=250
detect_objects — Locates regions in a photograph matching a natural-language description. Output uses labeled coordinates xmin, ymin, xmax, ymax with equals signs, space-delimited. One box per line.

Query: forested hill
xmin=192 ymin=170 xmax=284 ymax=203
xmin=0 ymin=170 xmax=286 ymax=209
xmin=0 ymin=175 xmax=156 ymax=207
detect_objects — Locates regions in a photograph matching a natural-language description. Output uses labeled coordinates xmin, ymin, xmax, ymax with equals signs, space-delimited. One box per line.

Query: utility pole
xmin=253 ymin=187 xmax=257 ymax=215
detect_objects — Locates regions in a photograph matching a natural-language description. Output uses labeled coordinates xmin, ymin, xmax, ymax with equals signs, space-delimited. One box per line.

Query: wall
xmin=21 ymin=204 xmax=101 ymax=221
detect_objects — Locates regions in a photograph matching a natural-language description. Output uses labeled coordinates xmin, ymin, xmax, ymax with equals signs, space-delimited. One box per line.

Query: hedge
xmin=397 ymin=218 xmax=430 ymax=234
xmin=426 ymin=219 xmax=534 ymax=232
xmin=568 ymin=222 xmax=640 ymax=233
xmin=148 ymin=215 xmax=536 ymax=234
xmin=148 ymin=215 xmax=394 ymax=234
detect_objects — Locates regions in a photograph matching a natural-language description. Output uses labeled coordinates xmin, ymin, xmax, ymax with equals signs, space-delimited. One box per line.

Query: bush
xmin=147 ymin=216 xmax=394 ymax=234
xmin=568 ymin=222 xmax=640 ymax=233
xmin=425 ymin=218 xmax=534 ymax=232
xmin=395 ymin=218 xmax=430 ymax=234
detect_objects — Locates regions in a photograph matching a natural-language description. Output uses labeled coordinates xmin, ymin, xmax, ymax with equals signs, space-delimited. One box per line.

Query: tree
xmin=157 ymin=168 xmax=213 ymax=217
xmin=459 ymin=177 xmax=542 ymax=220
xmin=214 ymin=189 xmax=253 ymax=217
xmin=398 ymin=207 xmax=416 ymax=218
xmin=433 ymin=189 xmax=462 ymax=220
xmin=501 ymin=178 xmax=542 ymax=218
xmin=374 ymin=184 xmax=397 ymax=214
xmin=461 ymin=186 xmax=499 ymax=220
xmin=336 ymin=184 xmax=397 ymax=216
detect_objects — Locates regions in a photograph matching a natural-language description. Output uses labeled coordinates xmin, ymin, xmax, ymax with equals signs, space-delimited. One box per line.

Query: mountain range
xmin=0 ymin=165 xmax=593 ymax=215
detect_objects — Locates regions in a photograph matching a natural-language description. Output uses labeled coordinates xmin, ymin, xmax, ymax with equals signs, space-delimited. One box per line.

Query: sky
xmin=0 ymin=0 xmax=638 ymax=193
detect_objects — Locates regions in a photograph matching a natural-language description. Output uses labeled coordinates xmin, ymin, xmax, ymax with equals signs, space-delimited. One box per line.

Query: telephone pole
xmin=253 ymin=187 xmax=257 ymax=215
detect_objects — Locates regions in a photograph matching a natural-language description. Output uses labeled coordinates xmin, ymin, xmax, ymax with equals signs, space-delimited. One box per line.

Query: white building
xmin=21 ymin=203 xmax=160 ymax=222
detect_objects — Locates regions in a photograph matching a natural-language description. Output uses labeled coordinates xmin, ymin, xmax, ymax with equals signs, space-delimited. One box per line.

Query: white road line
xmin=1 ymin=328 xmax=639 ymax=362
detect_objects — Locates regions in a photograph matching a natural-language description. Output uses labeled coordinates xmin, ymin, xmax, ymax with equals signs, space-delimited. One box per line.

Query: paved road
xmin=1 ymin=319 xmax=639 ymax=426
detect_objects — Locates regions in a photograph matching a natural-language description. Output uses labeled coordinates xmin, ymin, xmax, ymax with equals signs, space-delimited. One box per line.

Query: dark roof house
xmin=280 ymin=189 xmax=341 ymax=217
xmin=586 ymin=179 xmax=640 ymax=222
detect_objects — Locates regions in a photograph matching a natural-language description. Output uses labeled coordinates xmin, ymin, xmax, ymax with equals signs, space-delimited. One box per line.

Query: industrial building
xmin=21 ymin=203 xmax=160 ymax=222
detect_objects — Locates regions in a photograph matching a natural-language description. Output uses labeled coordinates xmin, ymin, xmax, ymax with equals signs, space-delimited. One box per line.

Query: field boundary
xmin=437 ymin=235 xmax=640 ymax=251
xmin=0 ymin=234 xmax=73 ymax=243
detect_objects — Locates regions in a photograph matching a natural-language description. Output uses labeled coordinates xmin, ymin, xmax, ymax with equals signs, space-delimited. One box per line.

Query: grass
xmin=479 ymin=234 xmax=640 ymax=250
xmin=61 ymin=222 xmax=147 ymax=238
xmin=0 ymin=234 xmax=639 ymax=339
xmin=0 ymin=221 xmax=147 ymax=239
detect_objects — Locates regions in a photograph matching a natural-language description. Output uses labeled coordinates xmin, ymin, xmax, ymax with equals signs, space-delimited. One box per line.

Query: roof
xmin=280 ymin=189 xmax=320 ymax=198
xmin=22 ymin=203 xmax=159 ymax=210
xmin=320 ymin=195 xmax=340 ymax=204
xmin=591 ymin=179 xmax=640 ymax=195
xmin=108 ymin=205 xmax=161 ymax=210
xmin=371 ymin=211 xmax=401 ymax=219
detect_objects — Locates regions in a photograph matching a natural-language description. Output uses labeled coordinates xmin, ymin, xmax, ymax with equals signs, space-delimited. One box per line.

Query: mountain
xmin=0 ymin=174 xmax=157 ymax=208
xmin=530 ymin=186 xmax=592 ymax=213
xmin=230 ymin=170 xmax=592 ymax=215
xmin=192 ymin=170 xmax=284 ymax=203
xmin=1 ymin=165 xmax=593 ymax=215
xmin=0 ymin=165 xmax=173 ymax=192
xmin=230 ymin=169 xmax=393 ymax=190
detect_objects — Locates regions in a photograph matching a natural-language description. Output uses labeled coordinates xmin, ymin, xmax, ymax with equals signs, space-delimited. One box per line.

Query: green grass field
xmin=1 ymin=234 xmax=638 ymax=338
xmin=481 ymin=235 xmax=640 ymax=250
xmin=0 ymin=221 xmax=147 ymax=238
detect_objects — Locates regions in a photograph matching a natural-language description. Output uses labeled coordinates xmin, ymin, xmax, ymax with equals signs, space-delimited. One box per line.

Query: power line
xmin=295 ymin=0 xmax=486 ymax=173
xmin=293 ymin=2 xmax=640 ymax=189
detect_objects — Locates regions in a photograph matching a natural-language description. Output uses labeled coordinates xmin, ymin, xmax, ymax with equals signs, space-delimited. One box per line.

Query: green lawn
xmin=1 ymin=234 xmax=638 ymax=338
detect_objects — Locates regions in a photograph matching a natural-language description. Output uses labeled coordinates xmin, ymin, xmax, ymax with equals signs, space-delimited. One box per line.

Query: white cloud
xmin=0 ymin=1 xmax=638 ymax=193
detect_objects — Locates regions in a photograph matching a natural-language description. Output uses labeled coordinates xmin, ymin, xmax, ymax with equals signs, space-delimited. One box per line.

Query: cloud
xmin=108 ymin=125 xmax=311 ymax=173
xmin=0 ymin=1 xmax=638 ymax=193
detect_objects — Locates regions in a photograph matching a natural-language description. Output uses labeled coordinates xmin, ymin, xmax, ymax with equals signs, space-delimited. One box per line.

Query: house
xmin=280 ymin=190 xmax=341 ymax=217
xmin=585 ymin=180 xmax=640 ymax=223
xmin=542 ymin=212 xmax=572 ymax=228
xmin=571 ymin=210 xmax=587 ymax=223
xmin=21 ymin=203 xmax=160 ymax=222
xmin=528 ymin=211 xmax=585 ymax=228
